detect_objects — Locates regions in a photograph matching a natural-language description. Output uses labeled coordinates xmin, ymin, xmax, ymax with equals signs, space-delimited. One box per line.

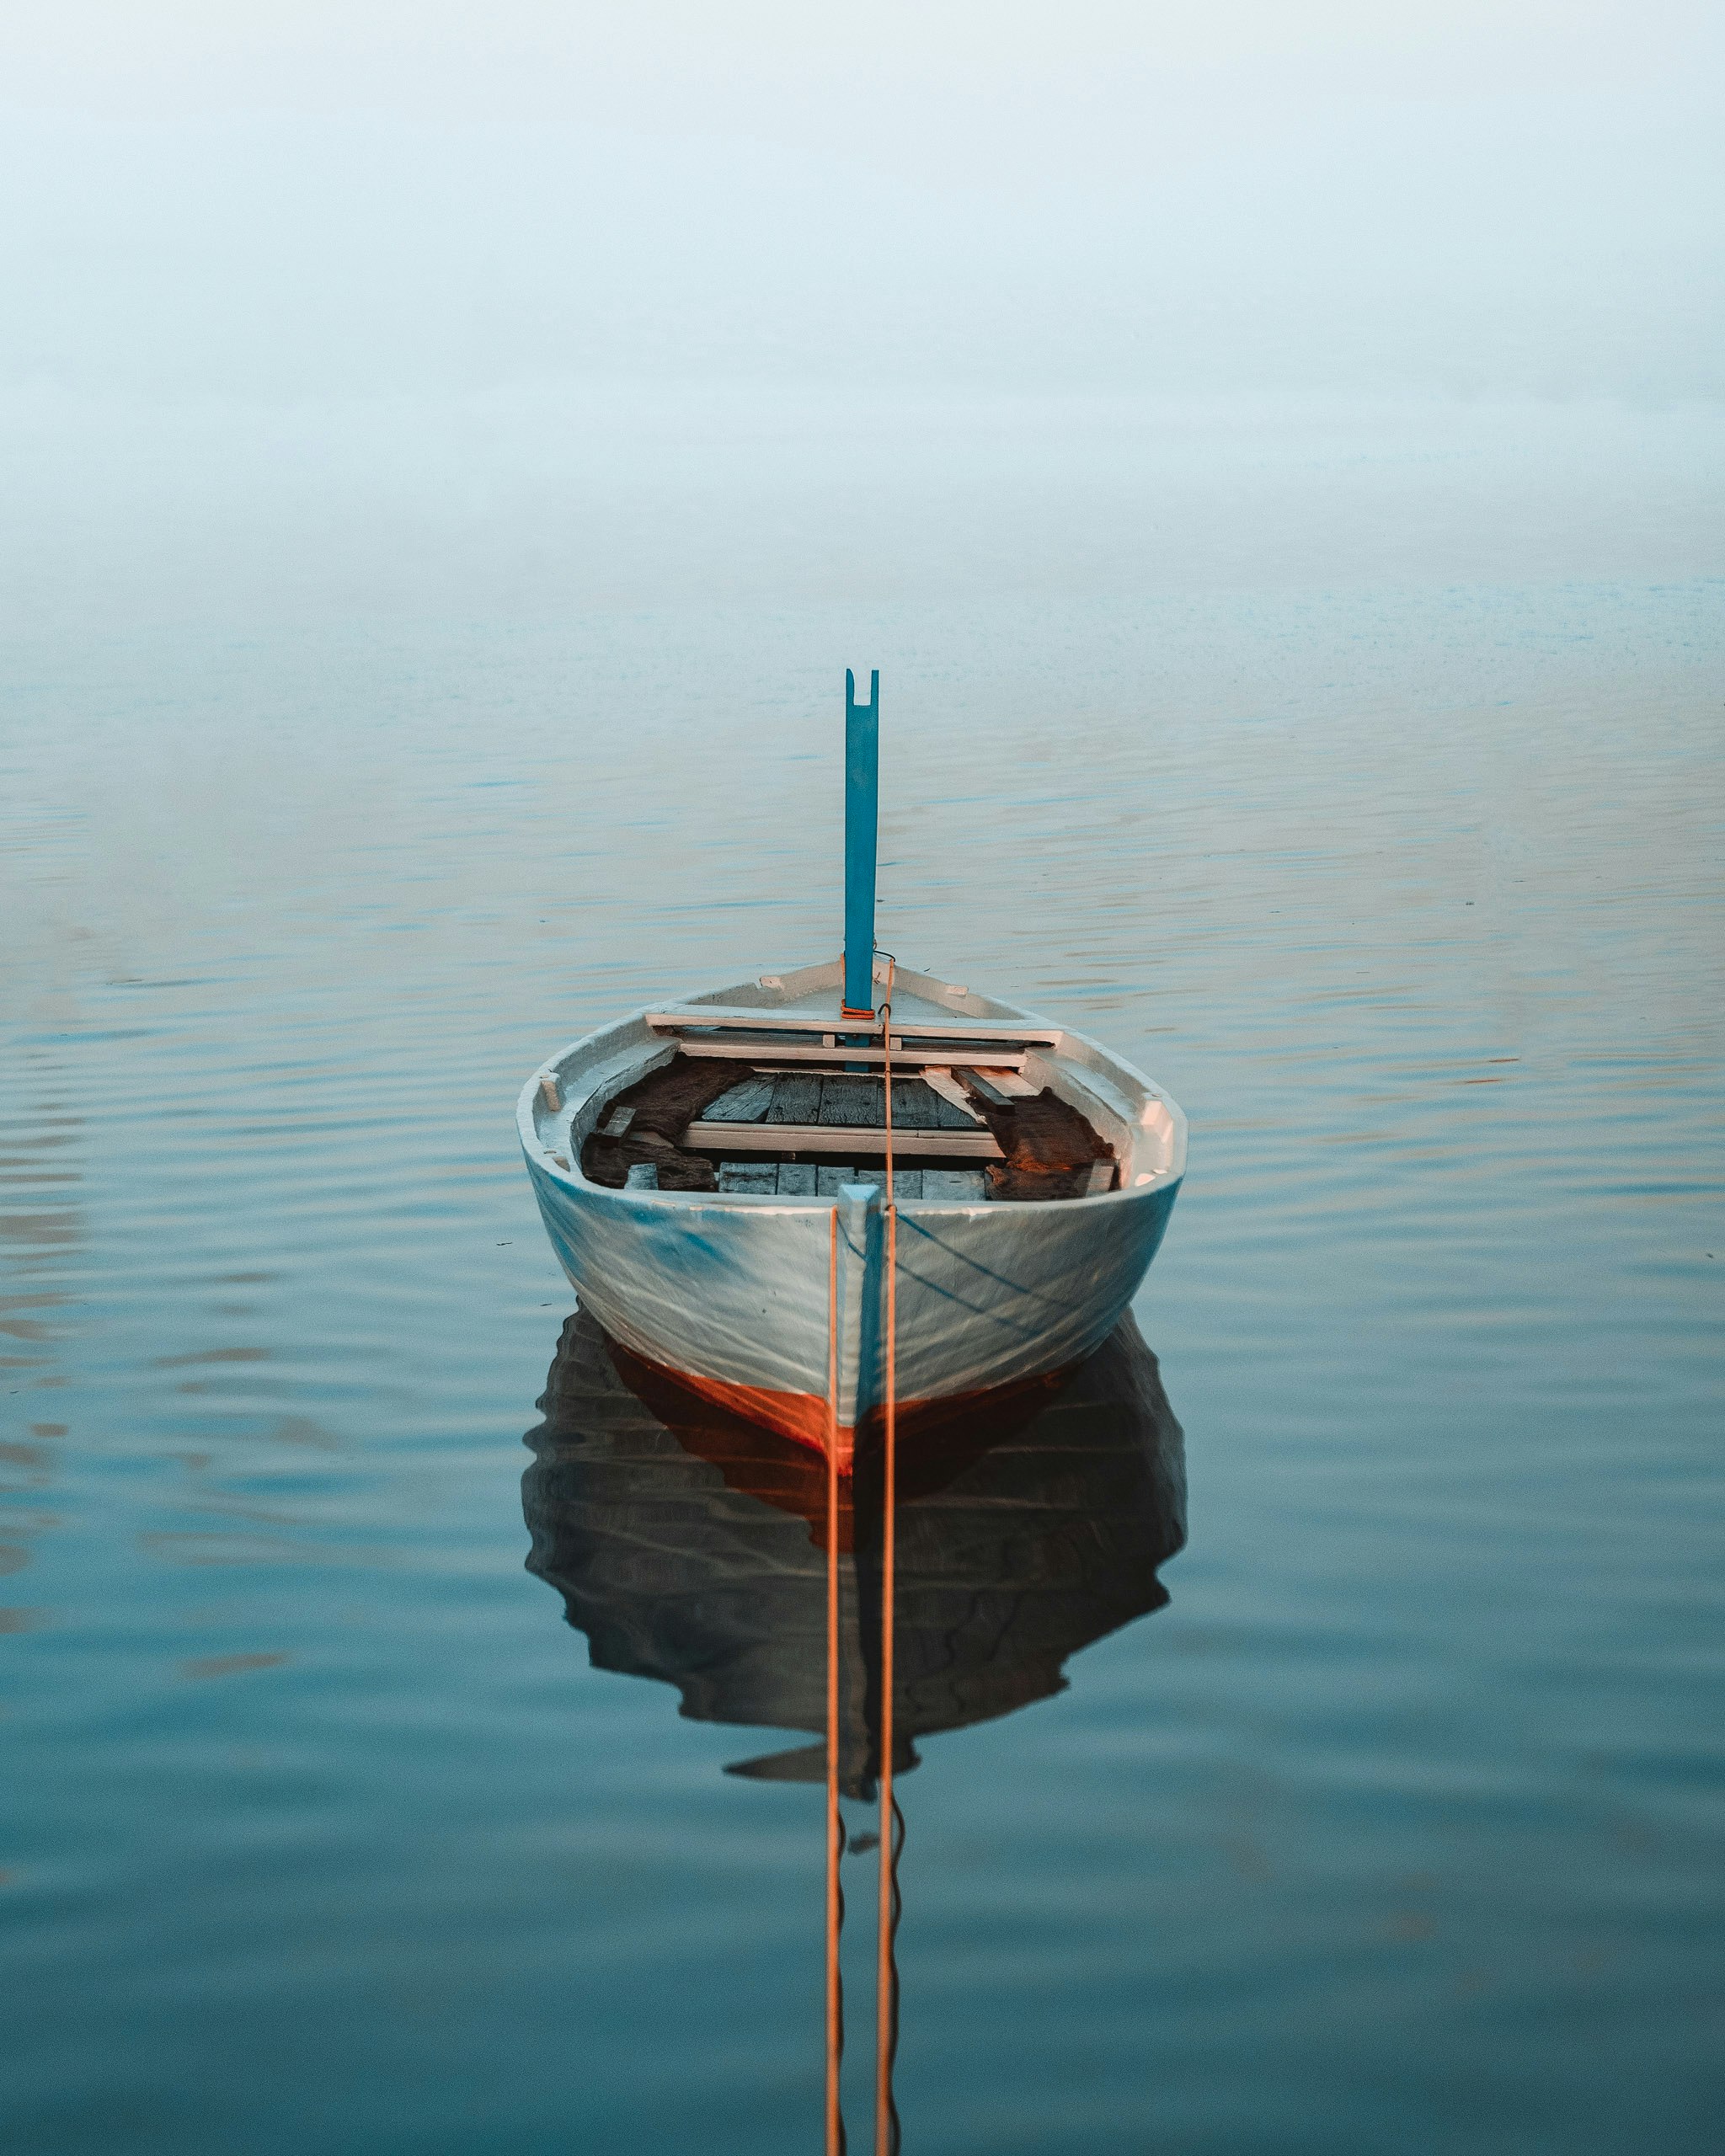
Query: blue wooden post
xmin=842 ymin=668 xmax=879 ymax=1017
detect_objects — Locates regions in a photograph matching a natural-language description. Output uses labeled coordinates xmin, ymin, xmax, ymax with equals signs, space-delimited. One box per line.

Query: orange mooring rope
xmin=875 ymin=959 xmax=900 ymax=2156
xmin=825 ymin=961 xmax=903 ymax=2155
xmin=825 ymin=1206 xmax=846 ymax=2156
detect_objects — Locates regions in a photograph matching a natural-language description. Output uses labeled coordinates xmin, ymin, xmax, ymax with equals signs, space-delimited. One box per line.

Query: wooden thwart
xmin=672 ymin=1039 xmax=1028 ymax=1070
xmin=649 ymin=1006 xmax=1061 ymax=1047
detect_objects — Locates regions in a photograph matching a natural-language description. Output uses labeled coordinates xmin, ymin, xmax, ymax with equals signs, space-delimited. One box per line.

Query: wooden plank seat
xmin=647 ymin=1006 xmax=1062 ymax=1048
xmin=670 ymin=1038 xmax=1029 ymax=1069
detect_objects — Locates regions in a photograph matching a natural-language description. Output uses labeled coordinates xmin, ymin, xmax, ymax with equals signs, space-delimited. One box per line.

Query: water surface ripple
xmin=3 ymin=400 xmax=1722 ymax=2153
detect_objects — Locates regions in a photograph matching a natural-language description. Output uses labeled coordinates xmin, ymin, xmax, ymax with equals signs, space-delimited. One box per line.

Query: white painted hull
xmin=518 ymin=959 xmax=1185 ymax=1465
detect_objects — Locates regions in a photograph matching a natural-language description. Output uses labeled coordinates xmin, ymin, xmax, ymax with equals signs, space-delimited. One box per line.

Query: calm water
xmin=3 ymin=394 xmax=1722 ymax=2153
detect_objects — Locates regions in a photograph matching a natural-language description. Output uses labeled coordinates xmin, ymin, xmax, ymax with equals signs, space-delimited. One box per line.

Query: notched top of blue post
xmin=842 ymin=668 xmax=880 ymax=1019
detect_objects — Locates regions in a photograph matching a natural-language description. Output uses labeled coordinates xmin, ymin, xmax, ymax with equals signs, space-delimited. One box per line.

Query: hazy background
xmin=3 ymin=0 xmax=1722 ymax=635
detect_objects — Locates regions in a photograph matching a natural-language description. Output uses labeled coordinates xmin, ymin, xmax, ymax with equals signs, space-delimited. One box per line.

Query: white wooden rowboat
xmin=517 ymin=673 xmax=1186 ymax=1470
xmin=518 ymin=952 xmax=1185 ymax=1465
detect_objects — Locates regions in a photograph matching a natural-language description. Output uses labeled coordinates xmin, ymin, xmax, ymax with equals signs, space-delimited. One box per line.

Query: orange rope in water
xmin=875 ymin=961 xmax=900 ymax=2156
xmin=825 ymin=1207 xmax=846 ymax=2156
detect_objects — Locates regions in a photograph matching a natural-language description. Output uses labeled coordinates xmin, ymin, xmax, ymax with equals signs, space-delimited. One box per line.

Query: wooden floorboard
xmin=818 ymin=1075 xmax=879 ymax=1126
xmin=766 ymin=1073 xmax=823 ymax=1123
xmin=686 ymin=1121 xmax=1001 ymax=1160
xmin=703 ymin=1075 xmax=777 ymax=1123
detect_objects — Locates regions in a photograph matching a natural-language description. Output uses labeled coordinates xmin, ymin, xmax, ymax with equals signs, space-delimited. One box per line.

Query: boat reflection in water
xmin=521 ymin=1305 xmax=1185 ymax=1793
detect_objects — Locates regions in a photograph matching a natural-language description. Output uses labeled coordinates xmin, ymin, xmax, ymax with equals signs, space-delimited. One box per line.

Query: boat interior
xmin=531 ymin=958 xmax=1182 ymax=1206
xmin=582 ymin=1058 xmax=1114 ymax=1203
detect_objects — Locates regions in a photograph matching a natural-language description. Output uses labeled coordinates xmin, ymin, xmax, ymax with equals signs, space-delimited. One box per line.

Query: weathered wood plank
xmin=960 ymin=1070 xmax=1014 ymax=1108
xmin=888 ymin=1078 xmax=940 ymax=1129
xmin=777 ymin=1162 xmax=818 ymax=1196
xmin=818 ymin=1075 xmax=882 ymax=1127
xmin=766 ymin=1073 xmax=823 ymax=1123
xmin=921 ymin=1070 xmax=986 ymax=1125
xmin=704 ymin=1075 xmax=777 ymax=1123
xmin=684 ymin=1121 xmax=1001 ymax=1159
xmin=718 ymin=1161 xmax=778 ymax=1195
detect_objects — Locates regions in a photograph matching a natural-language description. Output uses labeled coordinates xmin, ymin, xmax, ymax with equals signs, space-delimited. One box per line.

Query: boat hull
xmin=523 ymin=1152 xmax=1180 ymax=1465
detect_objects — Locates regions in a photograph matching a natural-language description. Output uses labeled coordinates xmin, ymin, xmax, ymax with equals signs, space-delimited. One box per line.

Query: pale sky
xmin=2 ymin=0 xmax=1720 ymax=403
